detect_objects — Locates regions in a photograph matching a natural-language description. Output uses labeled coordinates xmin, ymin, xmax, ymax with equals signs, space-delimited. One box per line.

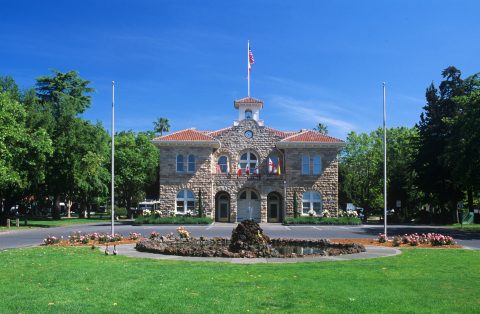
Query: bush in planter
xmin=134 ymin=215 xmax=213 ymax=225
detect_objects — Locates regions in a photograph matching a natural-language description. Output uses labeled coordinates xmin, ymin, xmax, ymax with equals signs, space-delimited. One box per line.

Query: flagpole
xmin=111 ymin=81 xmax=115 ymax=236
xmin=247 ymin=40 xmax=250 ymax=97
xmin=383 ymin=82 xmax=387 ymax=238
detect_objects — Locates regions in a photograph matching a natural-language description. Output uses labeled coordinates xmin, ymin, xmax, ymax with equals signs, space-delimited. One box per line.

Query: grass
xmin=0 ymin=218 xmax=110 ymax=232
xmin=0 ymin=247 xmax=478 ymax=313
xmin=134 ymin=215 xmax=213 ymax=225
xmin=283 ymin=216 xmax=362 ymax=225
xmin=451 ymin=223 xmax=480 ymax=232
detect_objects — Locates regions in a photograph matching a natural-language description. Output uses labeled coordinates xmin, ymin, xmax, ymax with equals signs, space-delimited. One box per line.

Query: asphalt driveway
xmin=1 ymin=222 xmax=479 ymax=250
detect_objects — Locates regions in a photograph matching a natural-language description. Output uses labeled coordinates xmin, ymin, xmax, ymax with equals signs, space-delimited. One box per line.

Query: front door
xmin=237 ymin=190 xmax=261 ymax=222
xmin=218 ymin=199 xmax=229 ymax=222
xmin=268 ymin=195 xmax=280 ymax=222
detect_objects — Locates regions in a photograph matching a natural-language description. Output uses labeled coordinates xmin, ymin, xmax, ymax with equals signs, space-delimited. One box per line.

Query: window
xmin=302 ymin=191 xmax=322 ymax=216
xmin=313 ymin=155 xmax=321 ymax=175
xmin=301 ymin=155 xmax=310 ymax=175
xmin=245 ymin=110 xmax=252 ymax=119
xmin=217 ymin=156 xmax=228 ymax=173
xmin=250 ymin=191 xmax=259 ymax=200
xmin=176 ymin=155 xmax=184 ymax=172
xmin=239 ymin=191 xmax=247 ymax=199
xmin=188 ymin=154 xmax=195 ymax=172
xmin=176 ymin=190 xmax=195 ymax=214
xmin=239 ymin=151 xmax=258 ymax=172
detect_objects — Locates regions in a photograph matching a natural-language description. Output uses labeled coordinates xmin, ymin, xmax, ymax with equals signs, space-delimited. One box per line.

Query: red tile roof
xmin=206 ymin=127 xmax=233 ymax=137
xmin=280 ymin=130 xmax=344 ymax=143
xmin=154 ymin=128 xmax=216 ymax=142
xmin=264 ymin=127 xmax=296 ymax=138
xmin=234 ymin=96 xmax=263 ymax=104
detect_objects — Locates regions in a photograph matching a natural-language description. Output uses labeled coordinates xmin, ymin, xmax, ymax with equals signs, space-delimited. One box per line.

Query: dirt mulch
xmin=332 ymin=238 xmax=462 ymax=248
xmin=44 ymin=239 xmax=138 ymax=247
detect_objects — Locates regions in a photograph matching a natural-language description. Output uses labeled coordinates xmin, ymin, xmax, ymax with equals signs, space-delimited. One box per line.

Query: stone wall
xmin=156 ymin=119 xmax=341 ymax=222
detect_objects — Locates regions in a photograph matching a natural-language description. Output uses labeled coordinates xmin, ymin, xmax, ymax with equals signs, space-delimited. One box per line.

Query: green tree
xmin=35 ymin=70 xmax=95 ymax=219
xmin=114 ymin=131 xmax=159 ymax=217
xmin=313 ymin=123 xmax=328 ymax=134
xmin=153 ymin=117 xmax=170 ymax=136
xmin=0 ymin=92 xmax=52 ymax=223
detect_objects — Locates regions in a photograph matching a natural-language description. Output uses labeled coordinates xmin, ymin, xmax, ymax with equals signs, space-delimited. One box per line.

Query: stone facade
xmin=154 ymin=97 xmax=344 ymax=223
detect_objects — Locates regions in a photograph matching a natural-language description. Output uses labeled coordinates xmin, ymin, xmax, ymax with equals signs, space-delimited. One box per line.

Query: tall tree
xmin=0 ymin=92 xmax=52 ymax=223
xmin=313 ymin=123 xmax=328 ymax=134
xmin=114 ymin=131 xmax=159 ymax=217
xmin=414 ymin=66 xmax=469 ymax=222
xmin=153 ymin=117 xmax=170 ymax=136
xmin=35 ymin=70 xmax=94 ymax=219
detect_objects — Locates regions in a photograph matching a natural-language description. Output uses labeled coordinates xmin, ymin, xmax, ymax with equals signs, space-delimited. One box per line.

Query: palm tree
xmin=153 ymin=117 xmax=170 ymax=136
xmin=314 ymin=123 xmax=328 ymax=134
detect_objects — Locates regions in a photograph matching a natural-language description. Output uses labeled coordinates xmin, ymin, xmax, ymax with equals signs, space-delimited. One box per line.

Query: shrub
xmin=149 ymin=231 xmax=160 ymax=240
xmin=176 ymin=226 xmax=191 ymax=239
xmin=134 ymin=216 xmax=213 ymax=225
xmin=69 ymin=231 xmax=90 ymax=244
xmin=129 ymin=232 xmax=142 ymax=240
xmin=392 ymin=235 xmax=402 ymax=247
xmin=44 ymin=235 xmax=61 ymax=245
xmin=378 ymin=233 xmax=388 ymax=243
xmin=283 ymin=216 xmax=362 ymax=225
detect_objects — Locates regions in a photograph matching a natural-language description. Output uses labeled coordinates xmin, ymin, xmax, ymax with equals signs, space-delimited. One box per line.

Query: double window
xmin=302 ymin=191 xmax=322 ymax=216
xmin=176 ymin=154 xmax=195 ymax=173
xmin=239 ymin=151 xmax=258 ymax=172
xmin=176 ymin=190 xmax=195 ymax=214
xmin=301 ymin=154 xmax=322 ymax=175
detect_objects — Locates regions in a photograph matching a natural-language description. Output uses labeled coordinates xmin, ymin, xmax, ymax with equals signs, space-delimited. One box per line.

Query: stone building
xmin=153 ymin=97 xmax=345 ymax=223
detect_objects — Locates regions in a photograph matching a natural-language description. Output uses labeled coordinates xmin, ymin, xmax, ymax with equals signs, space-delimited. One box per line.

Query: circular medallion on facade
xmin=244 ymin=130 xmax=253 ymax=139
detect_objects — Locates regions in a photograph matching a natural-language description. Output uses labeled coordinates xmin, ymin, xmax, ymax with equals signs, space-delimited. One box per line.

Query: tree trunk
xmin=87 ymin=203 xmax=91 ymax=219
xmin=67 ymin=200 xmax=72 ymax=218
xmin=467 ymin=186 xmax=474 ymax=212
xmin=52 ymin=195 xmax=61 ymax=220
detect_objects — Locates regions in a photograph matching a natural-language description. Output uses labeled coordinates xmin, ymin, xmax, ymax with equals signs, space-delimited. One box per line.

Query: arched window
xmin=239 ymin=191 xmax=247 ymax=199
xmin=176 ymin=190 xmax=195 ymax=214
xmin=250 ymin=191 xmax=259 ymax=200
xmin=301 ymin=154 xmax=310 ymax=175
xmin=187 ymin=154 xmax=195 ymax=172
xmin=217 ymin=156 xmax=228 ymax=173
xmin=239 ymin=151 xmax=258 ymax=173
xmin=245 ymin=110 xmax=252 ymax=119
xmin=176 ymin=155 xmax=184 ymax=172
xmin=302 ymin=191 xmax=322 ymax=216
xmin=313 ymin=155 xmax=322 ymax=175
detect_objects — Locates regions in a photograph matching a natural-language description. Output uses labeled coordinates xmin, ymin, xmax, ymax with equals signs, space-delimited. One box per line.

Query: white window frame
xmin=302 ymin=191 xmax=322 ymax=216
xmin=176 ymin=189 xmax=195 ymax=214
xmin=239 ymin=151 xmax=258 ymax=172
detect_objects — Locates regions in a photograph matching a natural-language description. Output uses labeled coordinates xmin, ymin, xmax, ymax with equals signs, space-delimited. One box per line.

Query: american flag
xmin=248 ymin=47 xmax=255 ymax=71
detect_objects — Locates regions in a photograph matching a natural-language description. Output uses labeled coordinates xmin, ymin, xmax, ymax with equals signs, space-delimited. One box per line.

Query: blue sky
xmin=1 ymin=1 xmax=479 ymax=139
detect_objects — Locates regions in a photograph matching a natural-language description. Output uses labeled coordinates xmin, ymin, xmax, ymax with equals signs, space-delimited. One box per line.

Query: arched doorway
xmin=215 ymin=192 xmax=230 ymax=222
xmin=267 ymin=192 xmax=283 ymax=223
xmin=237 ymin=189 xmax=261 ymax=222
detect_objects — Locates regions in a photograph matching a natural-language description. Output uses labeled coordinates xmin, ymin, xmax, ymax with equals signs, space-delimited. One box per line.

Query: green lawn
xmin=451 ymin=223 xmax=480 ymax=232
xmin=0 ymin=247 xmax=478 ymax=313
xmin=0 ymin=218 xmax=110 ymax=232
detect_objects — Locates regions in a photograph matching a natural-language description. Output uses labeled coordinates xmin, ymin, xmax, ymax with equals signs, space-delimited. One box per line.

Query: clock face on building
xmin=244 ymin=130 xmax=253 ymax=139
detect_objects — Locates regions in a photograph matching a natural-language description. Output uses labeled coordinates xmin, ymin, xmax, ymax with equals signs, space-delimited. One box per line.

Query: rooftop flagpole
xmin=111 ymin=81 xmax=115 ymax=236
xmin=383 ymin=82 xmax=387 ymax=238
xmin=247 ymin=40 xmax=250 ymax=97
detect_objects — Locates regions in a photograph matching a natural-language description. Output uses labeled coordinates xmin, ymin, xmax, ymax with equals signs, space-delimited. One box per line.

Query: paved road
xmin=1 ymin=222 xmax=479 ymax=250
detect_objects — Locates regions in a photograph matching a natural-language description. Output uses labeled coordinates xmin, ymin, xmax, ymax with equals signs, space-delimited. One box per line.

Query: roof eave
xmin=276 ymin=142 xmax=346 ymax=150
xmin=152 ymin=140 xmax=220 ymax=148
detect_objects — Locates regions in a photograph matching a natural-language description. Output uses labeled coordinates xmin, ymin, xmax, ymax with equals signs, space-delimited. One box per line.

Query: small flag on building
xmin=246 ymin=164 xmax=250 ymax=175
xmin=268 ymin=158 xmax=274 ymax=174
xmin=254 ymin=161 xmax=259 ymax=175
xmin=236 ymin=163 xmax=242 ymax=176
xmin=277 ymin=160 xmax=281 ymax=175
xmin=216 ymin=164 xmax=221 ymax=174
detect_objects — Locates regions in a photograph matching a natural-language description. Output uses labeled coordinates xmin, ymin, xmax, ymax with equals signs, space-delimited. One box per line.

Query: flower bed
xmin=376 ymin=233 xmax=457 ymax=247
xmin=43 ymin=231 xmax=140 ymax=246
xmin=134 ymin=216 xmax=213 ymax=225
